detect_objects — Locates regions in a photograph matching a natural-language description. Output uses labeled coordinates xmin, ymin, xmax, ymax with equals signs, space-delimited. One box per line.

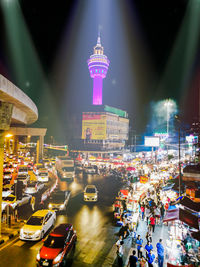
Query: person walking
xmin=156 ymin=239 xmax=164 ymax=267
xmin=128 ymin=250 xmax=138 ymax=267
xmin=141 ymin=205 xmax=145 ymax=220
xmin=145 ymin=241 xmax=153 ymax=259
xmin=147 ymin=249 xmax=155 ymax=267
xmin=116 ymin=236 xmax=123 ymax=249
xmin=117 ymin=240 xmax=124 ymax=267
xmin=136 ymin=234 xmax=143 ymax=259
xmin=145 ymin=206 xmax=151 ymax=225
xmin=149 ymin=214 xmax=156 ymax=233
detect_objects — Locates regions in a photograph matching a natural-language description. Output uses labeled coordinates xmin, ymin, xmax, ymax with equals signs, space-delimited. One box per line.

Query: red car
xmin=36 ymin=223 xmax=77 ymax=267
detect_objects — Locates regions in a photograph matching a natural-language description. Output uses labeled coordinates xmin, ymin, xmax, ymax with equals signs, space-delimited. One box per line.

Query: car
xmin=17 ymin=173 xmax=30 ymax=186
xmin=18 ymin=165 xmax=29 ymax=175
xmin=24 ymin=181 xmax=44 ymax=194
xmin=33 ymin=163 xmax=45 ymax=175
xmin=3 ymin=170 xmax=13 ymax=180
xmin=84 ymin=166 xmax=96 ymax=174
xmin=48 ymin=191 xmax=70 ymax=211
xmin=84 ymin=185 xmax=98 ymax=202
xmin=36 ymin=223 xmax=77 ymax=267
xmin=37 ymin=169 xmax=49 ymax=182
xmin=20 ymin=209 xmax=56 ymax=241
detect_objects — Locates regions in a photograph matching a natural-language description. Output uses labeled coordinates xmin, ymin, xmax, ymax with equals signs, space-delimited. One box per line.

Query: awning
xmin=190 ymin=230 xmax=200 ymax=241
xmin=163 ymin=208 xmax=199 ymax=230
xmin=180 ymin=196 xmax=200 ymax=212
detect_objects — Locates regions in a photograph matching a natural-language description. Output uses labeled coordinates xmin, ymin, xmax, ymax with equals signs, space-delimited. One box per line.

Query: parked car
xmin=84 ymin=185 xmax=98 ymax=202
xmin=36 ymin=223 xmax=77 ymax=267
xmin=20 ymin=209 xmax=56 ymax=241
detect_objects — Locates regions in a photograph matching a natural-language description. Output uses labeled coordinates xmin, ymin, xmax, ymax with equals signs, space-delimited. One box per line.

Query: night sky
xmin=0 ymin=0 xmax=198 ymax=143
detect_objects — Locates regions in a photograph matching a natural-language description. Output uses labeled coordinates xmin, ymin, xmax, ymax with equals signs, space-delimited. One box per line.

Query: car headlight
xmin=48 ymin=204 xmax=52 ymax=209
xmin=35 ymin=230 xmax=41 ymax=236
xmin=53 ymin=253 xmax=63 ymax=264
xmin=60 ymin=204 xmax=64 ymax=209
xmin=36 ymin=251 xmax=40 ymax=261
xmin=20 ymin=229 xmax=23 ymax=235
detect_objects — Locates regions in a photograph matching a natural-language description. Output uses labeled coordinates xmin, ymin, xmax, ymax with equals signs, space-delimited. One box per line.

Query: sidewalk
xmin=112 ymin=220 xmax=169 ymax=267
xmin=0 ymin=220 xmax=23 ymax=245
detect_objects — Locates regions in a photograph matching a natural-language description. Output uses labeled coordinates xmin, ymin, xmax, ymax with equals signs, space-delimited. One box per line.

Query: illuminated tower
xmin=87 ymin=34 xmax=110 ymax=105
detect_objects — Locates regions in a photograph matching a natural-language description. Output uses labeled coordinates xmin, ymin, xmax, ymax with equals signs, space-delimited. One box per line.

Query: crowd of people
xmin=114 ymin=173 xmax=169 ymax=267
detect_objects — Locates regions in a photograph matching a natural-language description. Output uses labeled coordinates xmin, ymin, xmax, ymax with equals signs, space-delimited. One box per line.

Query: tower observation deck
xmin=87 ymin=35 xmax=110 ymax=105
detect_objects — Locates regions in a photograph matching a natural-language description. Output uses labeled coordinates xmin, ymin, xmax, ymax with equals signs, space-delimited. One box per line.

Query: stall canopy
xmin=163 ymin=208 xmax=199 ymax=230
xmin=180 ymin=196 xmax=200 ymax=212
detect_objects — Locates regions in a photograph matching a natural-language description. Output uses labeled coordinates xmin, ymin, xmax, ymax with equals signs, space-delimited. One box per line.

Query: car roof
xmin=85 ymin=185 xmax=96 ymax=189
xmin=50 ymin=224 xmax=73 ymax=237
xmin=32 ymin=209 xmax=52 ymax=217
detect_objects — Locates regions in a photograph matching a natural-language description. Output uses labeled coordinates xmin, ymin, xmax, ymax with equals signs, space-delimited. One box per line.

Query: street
xmin=0 ymin=172 xmax=123 ymax=267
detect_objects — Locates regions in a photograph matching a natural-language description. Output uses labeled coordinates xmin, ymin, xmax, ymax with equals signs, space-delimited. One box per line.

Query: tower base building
xmin=81 ymin=105 xmax=129 ymax=151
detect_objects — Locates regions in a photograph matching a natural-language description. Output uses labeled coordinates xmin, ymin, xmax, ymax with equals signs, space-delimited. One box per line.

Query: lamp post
xmin=175 ymin=115 xmax=182 ymax=197
xmin=164 ymin=99 xmax=173 ymax=157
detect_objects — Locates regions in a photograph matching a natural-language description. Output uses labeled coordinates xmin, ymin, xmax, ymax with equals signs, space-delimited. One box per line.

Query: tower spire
xmin=97 ymin=29 xmax=101 ymax=46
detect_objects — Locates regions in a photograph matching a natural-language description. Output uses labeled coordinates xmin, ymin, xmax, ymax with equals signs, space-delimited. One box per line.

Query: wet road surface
xmin=0 ymin=172 xmax=123 ymax=267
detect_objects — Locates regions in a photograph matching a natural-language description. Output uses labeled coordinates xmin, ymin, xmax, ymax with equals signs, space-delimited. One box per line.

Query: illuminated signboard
xmin=82 ymin=113 xmax=106 ymax=140
xmin=145 ymin=136 xmax=160 ymax=147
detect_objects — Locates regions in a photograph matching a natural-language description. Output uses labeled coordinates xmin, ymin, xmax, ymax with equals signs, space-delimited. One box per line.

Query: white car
xmin=84 ymin=166 xmax=96 ymax=174
xmin=37 ymin=169 xmax=49 ymax=182
xmin=20 ymin=209 xmax=56 ymax=241
xmin=84 ymin=185 xmax=98 ymax=202
xmin=24 ymin=181 xmax=44 ymax=195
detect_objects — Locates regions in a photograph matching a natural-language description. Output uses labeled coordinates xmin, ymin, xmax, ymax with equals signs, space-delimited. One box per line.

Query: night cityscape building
xmin=80 ymin=35 xmax=129 ymax=151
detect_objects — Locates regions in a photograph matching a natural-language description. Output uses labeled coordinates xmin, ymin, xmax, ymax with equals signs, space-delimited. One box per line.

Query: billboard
xmin=82 ymin=113 xmax=106 ymax=140
xmin=145 ymin=136 xmax=160 ymax=147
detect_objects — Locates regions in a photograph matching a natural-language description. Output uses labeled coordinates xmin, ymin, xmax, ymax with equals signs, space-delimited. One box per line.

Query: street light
xmin=164 ymin=99 xmax=173 ymax=156
xmin=175 ymin=115 xmax=182 ymax=197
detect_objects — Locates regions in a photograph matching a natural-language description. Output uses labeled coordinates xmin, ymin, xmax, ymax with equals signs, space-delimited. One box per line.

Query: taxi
xmin=84 ymin=185 xmax=98 ymax=202
xmin=20 ymin=210 xmax=56 ymax=241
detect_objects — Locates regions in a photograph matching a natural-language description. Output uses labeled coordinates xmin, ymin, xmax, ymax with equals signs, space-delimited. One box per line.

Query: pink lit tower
xmin=87 ymin=34 xmax=110 ymax=105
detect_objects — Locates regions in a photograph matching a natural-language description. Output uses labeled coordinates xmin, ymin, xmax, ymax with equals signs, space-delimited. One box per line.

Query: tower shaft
xmin=93 ymin=77 xmax=103 ymax=105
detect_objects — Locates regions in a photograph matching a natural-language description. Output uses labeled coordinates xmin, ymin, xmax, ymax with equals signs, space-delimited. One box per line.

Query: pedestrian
xmin=145 ymin=231 xmax=152 ymax=243
xmin=136 ymin=234 xmax=143 ymax=259
xmin=128 ymin=250 xmax=138 ymax=267
xmin=116 ymin=236 xmax=123 ymax=249
xmin=149 ymin=214 xmax=156 ymax=233
xmin=117 ymin=240 xmax=124 ymax=267
xmin=130 ymin=229 xmax=137 ymax=247
xmin=141 ymin=205 xmax=145 ymax=220
xmin=140 ymin=256 xmax=148 ymax=267
xmin=31 ymin=196 xmax=35 ymax=211
xmin=145 ymin=206 xmax=151 ymax=225
xmin=156 ymin=239 xmax=164 ymax=267
xmin=147 ymin=249 xmax=155 ymax=267
xmin=145 ymin=241 xmax=153 ymax=259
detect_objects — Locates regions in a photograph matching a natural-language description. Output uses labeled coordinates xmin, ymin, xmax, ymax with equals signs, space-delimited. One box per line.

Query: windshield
xmin=4 ymin=172 xmax=12 ymax=175
xmin=51 ymin=193 xmax=65 ymax=201
xmin=44 ymin=235 xmax=65 ymax=248
xmin=19 ymin=168 xmax=28 ymax=172
xmin=27 ymin=183 xmax=36 ymax=188
xmin=62 ymin=167 xmax=74 ymax=172
xmin=86 ymin=188 xmax=96 ymax=193
xmin=27 ymin=216 xmax=43 ymax=225
xmin=3 ymin=196 xmax=15 ymax=201
xmin=39 ymin=173 xmax=48 ymax=176
xmin=18 ymin=175 xmax=27 ymax=179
